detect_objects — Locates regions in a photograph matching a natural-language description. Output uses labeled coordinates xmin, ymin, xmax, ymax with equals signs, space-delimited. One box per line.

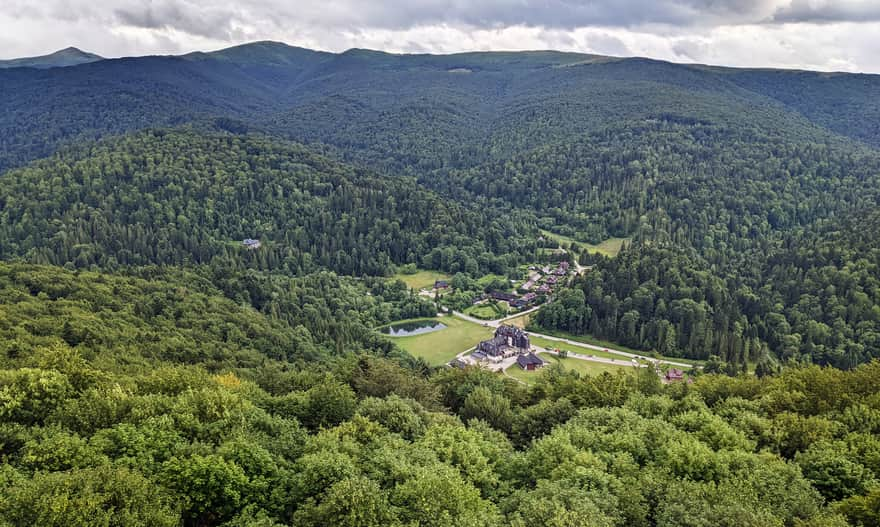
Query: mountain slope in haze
xmin=1 ymin=42 xmax=879 ymax=173
xmin=0 ymin=47 xmax=103 ymax=69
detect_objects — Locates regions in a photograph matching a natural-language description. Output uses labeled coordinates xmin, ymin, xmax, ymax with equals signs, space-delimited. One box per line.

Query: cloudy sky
xmin=2 ymin=0 xmax=879 ymax=73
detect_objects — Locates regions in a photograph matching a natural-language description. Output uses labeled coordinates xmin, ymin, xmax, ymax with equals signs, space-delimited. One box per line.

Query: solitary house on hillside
xmin=434 ymin=280 xmax=450 ymax=289
xmin=243 ymin=238 xmax=261 ymax=249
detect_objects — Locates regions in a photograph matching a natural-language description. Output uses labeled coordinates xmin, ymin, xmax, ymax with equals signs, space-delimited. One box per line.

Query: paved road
xmin=526 ymin=331 xmax=696 ymax=369
xmin=452 ymin=305 xmax=542 ymax=328
xmin=451 ymin=309 xmax=696 ymax=370
xmin=534 ymin=345 xmax=646 ymax=368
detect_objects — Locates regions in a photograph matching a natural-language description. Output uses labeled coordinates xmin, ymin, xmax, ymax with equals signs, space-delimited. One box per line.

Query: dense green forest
xmin=535 ymin=218 xmax=880 ymax=370
xmin=2 ymin=262 xmax=880 ymax=526
xmin=0 ymin=129 xmax=534 ymax=276
xmin=2 ymin=42 xmax=880 ymax=525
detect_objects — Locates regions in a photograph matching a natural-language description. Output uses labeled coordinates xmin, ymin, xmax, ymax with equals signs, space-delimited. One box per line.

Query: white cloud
xmin=0 ymin=0 xmax=879 ymax=73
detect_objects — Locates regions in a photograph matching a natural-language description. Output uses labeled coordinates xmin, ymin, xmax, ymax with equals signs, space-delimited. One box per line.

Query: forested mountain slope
xmin=2 ymin=42 xmax=879 ymax=173
xmin=440 ymin=120 xmax=880 ymax=245
xmin=536 ymin=207 xmax=880 ymax=370
xmin=0 ymin=262 xmax=436 ymax=372
xmin=0 ymin=129 xmax=533 ymax=276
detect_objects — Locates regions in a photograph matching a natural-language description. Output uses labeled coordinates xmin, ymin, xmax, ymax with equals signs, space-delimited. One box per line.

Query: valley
xmin=1 ymin=39 xmax=880 ymax=527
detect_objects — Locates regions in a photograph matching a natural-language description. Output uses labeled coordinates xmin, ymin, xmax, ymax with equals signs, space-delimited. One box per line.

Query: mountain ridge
xmin=0 ymin=40 xmax=878 ymax=174
xmin=0 ymin=47 xmax=103 ymax=69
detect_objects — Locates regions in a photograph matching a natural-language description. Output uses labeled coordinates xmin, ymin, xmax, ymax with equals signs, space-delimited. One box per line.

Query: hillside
xmin=0 ymin=47 xmax=103 ymax=69
xmin=2 ymin=39 xmax=880 ymax=527
xmin=0 ymin=128 xmax=534 ymax=276
xmin=1 ymin=43 xmax=879 ymax=173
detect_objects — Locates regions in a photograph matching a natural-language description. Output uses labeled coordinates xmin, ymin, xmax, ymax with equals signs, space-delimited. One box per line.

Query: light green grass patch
xmin=464 ymin=302 xmax=507 ymax=320
xmin=539 ymin=229 xmax=629 ymax=257
xmin=539 ymin=352 xmax=638 ymax=376
xmin=581 ymin=237 xmax=628 ymax=257
xmin=392 ymin=269 xmax=450 ymax=290
xmin=528 ymin=327 xmax=703 ymax=367
xmin=529 ymin=335 xmax=644 ymax=363
xmin=384 ymin=316 xmax=493 ymax=366
xmin=505 ymin=352 xmax=637 ymax=384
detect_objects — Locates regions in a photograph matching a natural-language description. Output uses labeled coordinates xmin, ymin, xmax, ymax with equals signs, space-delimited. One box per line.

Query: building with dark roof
xmin=476 ymin=325 xmax=531 ymax=357
xmin=448 ymin=358 xmax=468 ymax=369
xmin=517 ymin=352 xmax=544 ymax=371
xmin=489 ymin=290 xmax=519 ymax=303
xmin=434 ymin=280 xmax=449 ymax=289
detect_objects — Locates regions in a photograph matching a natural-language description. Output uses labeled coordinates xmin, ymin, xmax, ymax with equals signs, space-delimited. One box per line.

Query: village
xmin=378 ymin=235 xmax=699 ymax=384
xmin=433 ymin=260 xmax=573 ymax=313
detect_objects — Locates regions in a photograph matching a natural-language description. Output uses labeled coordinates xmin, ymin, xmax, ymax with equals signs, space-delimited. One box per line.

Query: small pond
xmin=379 ymin=320 xmax=447 ymax=337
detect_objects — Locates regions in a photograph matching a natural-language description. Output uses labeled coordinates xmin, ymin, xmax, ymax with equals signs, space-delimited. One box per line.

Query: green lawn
xmin=529 ymin=335 xmax=646 ymax=363
xmin=504 ymin=312 xmax=533 ymax=329
xmin=392 ymin=269 xmax=450 ymax=290
xmin=382 ymin=316 xmax=493 ymax=366
xmin=506 ymin=353 xmax=637 ymax=384
xmin=539 ymin=229 xmax=628 ymax=257
xmin=539 ymin=229 xmax=579 ymax=247
xmin=581 ymin=237 xmax=628 ymax=258
xmin=464 ymin=302 xmax=507 ymax=320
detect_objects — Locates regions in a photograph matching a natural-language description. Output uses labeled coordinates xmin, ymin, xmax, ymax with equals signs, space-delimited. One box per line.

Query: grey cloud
xmin=112 ymin=1 xmax=248 ymax=40
xmin=671 ymin=39 xmax=705 ymax=61
xmin=584 ymin=32 xmax=631 ymax=57
xmin=285 ymin=0 xmax=777 ymax=29
xmin=772 ymin=0 xmax=880 ymax=23
xmin=99 ymin=0 xmax=782 ymax=35
xmin=2 ymin=0 xmax=880 ymax=73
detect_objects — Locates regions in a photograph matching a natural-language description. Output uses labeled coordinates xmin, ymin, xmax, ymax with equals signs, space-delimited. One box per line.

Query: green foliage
xmin=160 ymin=454 xmax=250 ymax=525
xmin=2 ymin=44 xmax=880 ymax=527
xmin=0 ymin=129 xmax=533 ymax=277
xmin=0 ymin=465 xmax=178 ymax=527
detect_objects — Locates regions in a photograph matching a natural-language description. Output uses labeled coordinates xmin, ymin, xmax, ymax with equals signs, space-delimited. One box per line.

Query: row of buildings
xmin=521 ymin=261 xmax=570 ymax=295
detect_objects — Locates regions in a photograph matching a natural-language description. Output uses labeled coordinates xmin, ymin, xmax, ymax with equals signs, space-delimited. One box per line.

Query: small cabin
xmin=517 ymin=352 xmax=545 ymax=371
xmin=665 ymin=368 xmax=685 ymax=381
xmin=242 ymin=238 xmax=261 ymax=250
xmin=434 ymin=280 xmax=450 ymax=289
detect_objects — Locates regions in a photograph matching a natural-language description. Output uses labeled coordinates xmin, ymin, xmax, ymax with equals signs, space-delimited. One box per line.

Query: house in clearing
xmin=517 ymin=352 xmax=545 ymax=371
xmin=665 ymin=368 xmax=685 ymax=382
xmin=242 ymin=238 xmax=261 ymax=249
xmin=434 ymin=280 xmax=450 ymax=289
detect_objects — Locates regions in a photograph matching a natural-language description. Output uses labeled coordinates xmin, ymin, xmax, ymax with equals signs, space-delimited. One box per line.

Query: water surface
xmin=380 ymin=320 xmax=447 ymax=337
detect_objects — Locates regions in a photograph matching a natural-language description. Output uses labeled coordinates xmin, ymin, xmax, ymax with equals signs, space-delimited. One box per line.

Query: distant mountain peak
xmin=184 ymin=41 xmax=331 ymax=66
xmin=0 ymin=47 xmax=103 ymax=69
